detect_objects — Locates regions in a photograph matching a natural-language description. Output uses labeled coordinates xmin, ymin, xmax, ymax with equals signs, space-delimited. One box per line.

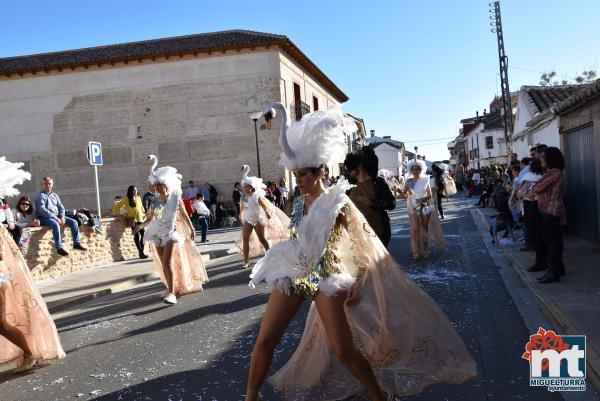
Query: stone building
xmin=0 ymin=30 xmax=350 ymax=211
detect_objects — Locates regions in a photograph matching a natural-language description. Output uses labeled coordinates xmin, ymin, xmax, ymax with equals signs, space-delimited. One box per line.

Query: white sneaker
xmin=163 ymin=293 xmax=177 ymax=305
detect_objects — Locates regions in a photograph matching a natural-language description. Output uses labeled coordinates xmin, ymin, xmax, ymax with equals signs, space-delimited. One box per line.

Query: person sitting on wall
xmin=0 ymin=197 xmax=22 ymax=245
xmin=34 ymin=177 xmax=87 ymax=256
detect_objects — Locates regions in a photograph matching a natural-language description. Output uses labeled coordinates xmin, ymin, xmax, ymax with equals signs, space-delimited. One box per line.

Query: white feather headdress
xmin=147 ymin=155 xmax=182 ymax=192
xmin=0 ymin=157 xmax=31 ymax=198
xmin=262 ymin=103 xmax=356 ymax=169
xmin=240 ymin=165 xmax=266 ymax=195
xmin=407 ymin=159 xmax=427 ymax=173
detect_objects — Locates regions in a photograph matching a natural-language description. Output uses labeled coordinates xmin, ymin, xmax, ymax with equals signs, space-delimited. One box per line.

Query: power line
xmin=508 ymin=65 xmax=579 ymax=81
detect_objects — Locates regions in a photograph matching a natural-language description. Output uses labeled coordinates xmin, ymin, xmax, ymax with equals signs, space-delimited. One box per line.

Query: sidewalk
xmin=37 ymin=226 xmax=242 ymax=314
xmin=474 ymin=206 xmax=600 ymax=391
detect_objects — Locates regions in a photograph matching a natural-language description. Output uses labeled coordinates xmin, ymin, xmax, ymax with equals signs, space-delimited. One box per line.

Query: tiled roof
xmin=553 ymin=79 xmax=600 ymax=114
xmin=0 ymin=29 xmax=349 ymax=102
xmin=522 ymin=85 xmax=582 ymax=113
xmin=522 ymin=80 xmax=600 ymax=130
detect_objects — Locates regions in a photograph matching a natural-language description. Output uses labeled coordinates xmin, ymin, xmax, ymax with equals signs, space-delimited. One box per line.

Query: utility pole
xmin=490 ymin=1 xmax=513 ymax=159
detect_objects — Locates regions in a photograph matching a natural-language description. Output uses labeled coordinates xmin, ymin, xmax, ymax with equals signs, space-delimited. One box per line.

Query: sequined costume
xmin=250 ymin=178 xmax=477 ymax=399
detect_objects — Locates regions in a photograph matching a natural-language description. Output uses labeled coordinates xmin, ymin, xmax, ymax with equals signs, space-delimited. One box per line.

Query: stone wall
xmin=26 ymin=218 xmax=140 ymax=281
xmin=0 ymin=50 xmax=285 ymax=211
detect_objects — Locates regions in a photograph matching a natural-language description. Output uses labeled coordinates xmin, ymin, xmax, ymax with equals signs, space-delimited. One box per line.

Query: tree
xmin=539 ymin=69 xmax=597 ymax=86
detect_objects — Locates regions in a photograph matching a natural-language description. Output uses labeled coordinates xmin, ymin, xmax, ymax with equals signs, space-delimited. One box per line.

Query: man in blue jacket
xmin=35 ymin=177 xmax=87 ymax=256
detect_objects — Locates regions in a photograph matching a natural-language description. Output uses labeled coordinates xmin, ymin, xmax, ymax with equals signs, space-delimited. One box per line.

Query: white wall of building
xmin=374 ymin=143 xmax=402 ymax=176
xmin=512 ymin=118 xmax=560 ymax=160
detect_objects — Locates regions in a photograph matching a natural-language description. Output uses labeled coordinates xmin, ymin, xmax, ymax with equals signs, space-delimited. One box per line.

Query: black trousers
xmin=133 ymin=222 xmax=145 ymax=255
xmin=2 ymin=222 xmax=22 ymax=245
xmin=523 ymin=200 xmax=538 ymax=248
xmin=538 ymin=212 xmax=565 ymax=278
xmin=436 ymin=192 xmax=444 ymax=217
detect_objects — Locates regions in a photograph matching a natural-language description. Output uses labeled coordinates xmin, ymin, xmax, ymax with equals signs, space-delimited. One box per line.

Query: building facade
xmin=367 ymin=131 xmax=405 ymax=177
xmin=0 ymin=30 xmax=350 ymax=210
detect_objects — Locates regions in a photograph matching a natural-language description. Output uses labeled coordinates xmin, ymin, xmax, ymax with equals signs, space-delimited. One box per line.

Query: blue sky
xmin=2 ymin=0 xmax=599 ymax=161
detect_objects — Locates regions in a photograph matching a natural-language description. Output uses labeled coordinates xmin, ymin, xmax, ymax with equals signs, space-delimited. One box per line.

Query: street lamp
xmin=248 ymin=111 xmax=263 ymax=178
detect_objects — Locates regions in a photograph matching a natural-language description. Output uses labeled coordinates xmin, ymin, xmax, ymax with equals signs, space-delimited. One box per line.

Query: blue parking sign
xmin=87 ymin=141 xmax=103 ymax=166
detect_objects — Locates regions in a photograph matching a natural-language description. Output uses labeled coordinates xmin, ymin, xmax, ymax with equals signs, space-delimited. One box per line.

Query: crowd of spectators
xmin=0 ymin=176 xmax=88 ymax=257
xmin=467 ymin=145 xmax=566 ymax=284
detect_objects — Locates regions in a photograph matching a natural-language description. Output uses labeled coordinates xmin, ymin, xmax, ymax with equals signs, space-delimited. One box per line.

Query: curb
xmin=47 ymin=272 xmax=159 ymax=314
xmin=474 ymin=208 xmax=600 ymax=393
xmin=46 ymin=246 xmax=240 ymax=315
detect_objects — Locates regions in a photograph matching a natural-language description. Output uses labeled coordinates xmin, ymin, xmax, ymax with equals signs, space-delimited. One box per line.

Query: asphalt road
xmin=0 ymin=196 xmax=578 ymax=401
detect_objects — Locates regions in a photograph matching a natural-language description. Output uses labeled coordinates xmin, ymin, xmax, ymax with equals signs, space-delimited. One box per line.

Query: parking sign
xmin=87 ymin=141 xmax=103 ymax=166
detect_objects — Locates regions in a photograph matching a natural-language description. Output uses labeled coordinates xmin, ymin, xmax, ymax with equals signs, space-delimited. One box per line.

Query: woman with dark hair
xmin=13 ymin=196 xmax=40 ymax=256
xmin=343 ymin=146 xmax=396 ymax=247
xmin=113 ymin=185 xmax=148 ymax=259
xmin=531 ymin=147 xmax=566 ymax=284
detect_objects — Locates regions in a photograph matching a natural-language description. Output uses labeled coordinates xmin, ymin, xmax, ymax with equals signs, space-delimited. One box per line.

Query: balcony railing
xmin=290 ymin=101 xmax=311 ymax=121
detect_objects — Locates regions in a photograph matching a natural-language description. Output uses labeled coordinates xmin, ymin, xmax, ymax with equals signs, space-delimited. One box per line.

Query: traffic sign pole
xmin=87 ymin=141 xmax=103 ymax=218
xmin=94 ymin=165 xmax=101 ymax=218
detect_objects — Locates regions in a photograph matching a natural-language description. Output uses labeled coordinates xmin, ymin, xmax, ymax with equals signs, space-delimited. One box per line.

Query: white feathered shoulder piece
xmin=262 ymin=103 xmax=357 ymax=170
xmin=0 ymin=157 xmax=31 ymax=198
xmin=249 ymin=178 xmax=355 ymax=294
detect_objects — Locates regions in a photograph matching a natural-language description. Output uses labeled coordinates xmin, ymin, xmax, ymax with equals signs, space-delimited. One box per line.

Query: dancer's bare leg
xmin=157 ymin=242 xmax=175 ymax=292
xmin=245 ymin=289 xmax=303 ymax=401
xmin=314 ymin=291 xmax=386 ymax=401
xmin=409 ymin=213 xmax=420 ymax=259
xmin=242 ymin=223 xmax=254 ymax=265
xmin=420 ymin=214 xmax=431 ymax=257
xmin=254 ymin=224 xmax=270 ymax=252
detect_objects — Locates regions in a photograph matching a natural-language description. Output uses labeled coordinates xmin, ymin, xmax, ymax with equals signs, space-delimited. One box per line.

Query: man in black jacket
xmin=344 ymin=146 xmax=396 ymax=247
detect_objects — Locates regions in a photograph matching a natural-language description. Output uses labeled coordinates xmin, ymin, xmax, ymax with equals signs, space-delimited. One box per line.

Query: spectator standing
xmin=270 ymin=182 xmax=282 ymax=209
xmin=232 ymin=183 xmax=243 ymax=217
xmin=112 ymin=185 xmax=148 ymax=259
xmin=531 ymin=147 xmax=566 ymax=284
xmin=278 ymin=179 xmax=289 ymax=209
xmin=14 ymin=196 xmax=40 ymax=256
xmin=34 ymin=177 xmax=87 ymax=256
xmin=184 ymin=180 xmax=200 ymax=200
xmin=0 ymin=198 xmax=22 ymax=245
xmin=142 ymin=184 xmax=156 ymax=213
xmin=193 ymin=193 xmax=210 ymax=243
xmin=209 ymin=182 xmax=218 ymax=221
xmin=518 ymin=159 xmax=542 ymax=252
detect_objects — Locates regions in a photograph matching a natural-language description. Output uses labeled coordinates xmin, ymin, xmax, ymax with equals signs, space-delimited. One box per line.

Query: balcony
xmin=290 ymin=101 xmax=311 ymax=121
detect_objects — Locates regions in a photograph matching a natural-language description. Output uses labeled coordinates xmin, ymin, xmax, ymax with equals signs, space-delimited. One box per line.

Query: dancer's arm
xmin=134 ymin=209 xmax=155 ymax=233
